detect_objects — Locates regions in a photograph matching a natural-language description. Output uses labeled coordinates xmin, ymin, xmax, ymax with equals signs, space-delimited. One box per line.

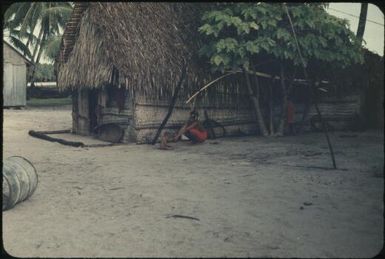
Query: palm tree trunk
xmin=356 ymin=3 xmax=368 ymax=41
xmin=243 ymin=69 xmax=269 ymax=136
xmin=35 ymin=32 xmax=46 ymax=65
xmin=30 ymin=30 xmax=47 ymax=86
xmin=32 ymin=26 xmax=44 ymax=62
xmin=28 ymin=26 xmax=44 ymax=87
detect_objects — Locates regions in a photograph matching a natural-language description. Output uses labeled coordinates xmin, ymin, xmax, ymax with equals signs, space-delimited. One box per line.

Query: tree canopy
xmin=4 ymin=2 xmax=73 ymax=85
xmin=198 ymin=3 xmax=365 ymax=137
xmin=198 ymin=3 xmax=364 ymax=73
xmin=4 ymin=2 xmax=72 ymax=61
xmin=34 ymin=63 xmax=55 ymax=82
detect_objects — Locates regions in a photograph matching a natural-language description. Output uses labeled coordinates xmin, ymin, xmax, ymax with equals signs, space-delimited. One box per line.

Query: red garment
xmin=287 ymin=101 xmax=295 ymax=123
xmin=188 ymin=128 xmax=208 ymax=142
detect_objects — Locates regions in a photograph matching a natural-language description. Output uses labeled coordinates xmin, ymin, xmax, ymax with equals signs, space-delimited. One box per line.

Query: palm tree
xmin=5 ymin=27 xmax=35 ymax=59
xmin=356 ymin=3 xmax=368 ymax=42
xmin=43 ymin=35 xmax=62 ymax=62
xmin=4 ymin=2 xmax=73 ymax=84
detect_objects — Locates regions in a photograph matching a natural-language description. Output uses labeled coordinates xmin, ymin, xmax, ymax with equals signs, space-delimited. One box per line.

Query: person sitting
xmin=159 ymin=110 xmax=208 ymax=149
xmin=174 ymin=110 xmax=208 ymax=143
xmin=287 ymin=97 xmax=296 ymax=135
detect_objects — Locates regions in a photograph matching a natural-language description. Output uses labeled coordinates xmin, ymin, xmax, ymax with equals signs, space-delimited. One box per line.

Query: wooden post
xmin=284 ymin=4 xmax=337 ymax=169
xmin=204 ymin=109 xmax=216 ymax=139
xmin=243 ymin=68 xmax=269 ymax=136
xmin=312 ymin=84 xmax=337 ymax=169
xmin=151 ymin=64 xmax=187 ymax=145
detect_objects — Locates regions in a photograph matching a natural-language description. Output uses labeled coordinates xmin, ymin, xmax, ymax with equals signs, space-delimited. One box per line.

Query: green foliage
xmin=8 ymin=35 xmax=33 ymax=58
xmin=44 ymin=35 xmax=62 ymax=62
xmin=34 ymin=63 xmax=55 ymax=81
xmin=4 ymin=2 xmax=72 ymax=62
xmin=198 ymin=3 xmax=364 ymax=72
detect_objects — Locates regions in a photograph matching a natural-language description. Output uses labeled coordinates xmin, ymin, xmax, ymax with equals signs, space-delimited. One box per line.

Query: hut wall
xmin=132 ymin=93 xmax=362 ymax=144
xmin=96 ymin=88 xmax=134 ymax=143
xmin=3 ymin=44 xmax=28 ymax=107
xmin=71 ymin=85 xmax=361 ymax=144
xmin=72 ymin=87 xmax=136 ymax=142
xmin=312 ymin=95 xmax=362 ymax=130
xmin=132 ymin=93 xmax=258 ymax=144
xmin=72 ymin=89 xmax=90 ymax=135
xmin=292 ymin=94 xmax=362 ymax=131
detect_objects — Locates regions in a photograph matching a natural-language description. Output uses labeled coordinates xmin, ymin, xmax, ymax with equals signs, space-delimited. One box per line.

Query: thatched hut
xmin=56 ymin=3 xmax=365 ymax=143
xmin=56 ymin=2 xmax=258 ymax=143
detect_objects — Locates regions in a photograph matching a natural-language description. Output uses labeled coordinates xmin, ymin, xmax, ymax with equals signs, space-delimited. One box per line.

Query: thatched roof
xmin=56 ymin=2 xmax=212 ymax=98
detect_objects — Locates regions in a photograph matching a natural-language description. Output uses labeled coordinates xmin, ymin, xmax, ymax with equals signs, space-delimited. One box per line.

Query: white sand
xmin=2 ymin=105 xmax=384 ymax=257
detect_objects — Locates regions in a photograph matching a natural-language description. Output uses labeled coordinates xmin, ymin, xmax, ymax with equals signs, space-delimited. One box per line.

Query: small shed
xmin=3 ymin=40 xmax=32 ymax=107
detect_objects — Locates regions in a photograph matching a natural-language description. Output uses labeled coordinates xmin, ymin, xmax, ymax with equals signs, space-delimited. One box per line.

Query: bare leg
xmin=174 ymin=125 xmax=187 ymax=142
xmin=160 ymin=132 xmax=173 ymax=150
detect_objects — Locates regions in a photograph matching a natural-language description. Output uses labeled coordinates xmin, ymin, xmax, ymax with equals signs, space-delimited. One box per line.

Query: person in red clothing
xmin=159 ymin=110 xmax=208 ymax=149
xmin=287 ymin=97 xmax=296 ymax=135
xmin=174 ymin=110 xmax=208 ymax=143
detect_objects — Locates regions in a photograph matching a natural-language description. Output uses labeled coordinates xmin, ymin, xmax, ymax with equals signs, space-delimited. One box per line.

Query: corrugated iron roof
xmin=3 ymin=40 xmax=33 ymax=65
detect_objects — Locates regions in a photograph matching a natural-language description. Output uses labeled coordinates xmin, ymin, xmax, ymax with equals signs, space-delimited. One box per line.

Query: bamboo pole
xmin=185 ymin=71 xmax=238 ymax=104
xmin=284 ymin=3 xmax=337 ymax=169
xmin=186 ymin=69 xmax=328 ymax=105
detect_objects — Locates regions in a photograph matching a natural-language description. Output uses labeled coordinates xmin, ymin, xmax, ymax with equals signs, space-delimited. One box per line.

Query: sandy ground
xmin=2 ymin=105 xmax=384 ymax=258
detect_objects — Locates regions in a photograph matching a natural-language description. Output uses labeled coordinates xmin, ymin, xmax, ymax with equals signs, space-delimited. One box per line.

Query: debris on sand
xmin=165 ymin=214 xmax=200 ymax=221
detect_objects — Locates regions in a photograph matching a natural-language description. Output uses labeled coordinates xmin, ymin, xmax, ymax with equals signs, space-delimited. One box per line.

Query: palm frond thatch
xmin=57 ymin=9 xmax=112 ymax=89
xmin=56 ymin=2 xmax=247 ymax=104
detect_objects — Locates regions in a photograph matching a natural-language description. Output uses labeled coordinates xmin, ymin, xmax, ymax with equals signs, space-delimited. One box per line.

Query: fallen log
xmin=28 ymin=130 xmax=85 ymax=147
xmin=30 ymin=129 xmax=71 ymax=135
xmin=28 ymin=130 xmax=118 ymax=148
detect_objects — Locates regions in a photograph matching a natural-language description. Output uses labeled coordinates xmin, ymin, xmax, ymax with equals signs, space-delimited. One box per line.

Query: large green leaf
xmin=8 ymin=36 xmax=32 ymax=59
xmin=4 ymin=2 xmax=73 ymax=66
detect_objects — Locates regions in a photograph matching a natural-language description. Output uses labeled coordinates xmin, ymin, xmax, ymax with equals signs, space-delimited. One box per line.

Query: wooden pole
xmin=151 ymin=64 xmax=187 ymax=145
xmin=243 ymin=68 xmax=269 ymax=136
xmin=313 ymin=85 xmax=337 ymax=169
xmin=203 ymin=109 xmax=216 ymax=139
xmin=284 ymin=4 xmax=337 ymax=169
xmin=356 ymin=3 xmax=368 ymax=42
xmin=186 ymin=71 xmax=237 ymax=104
